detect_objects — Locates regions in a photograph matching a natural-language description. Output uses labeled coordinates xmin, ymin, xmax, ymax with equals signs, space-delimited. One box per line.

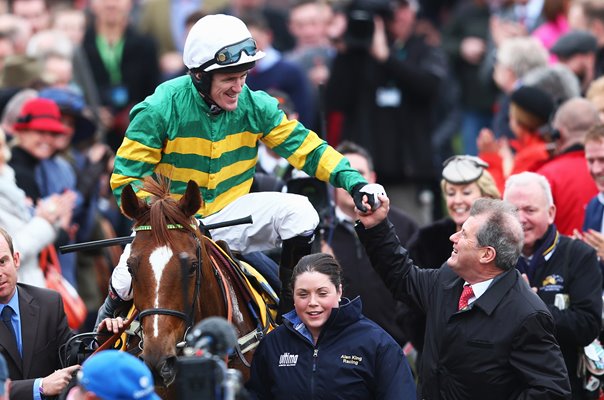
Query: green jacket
xmin=111 ymin=75 xmax=366 ymax=217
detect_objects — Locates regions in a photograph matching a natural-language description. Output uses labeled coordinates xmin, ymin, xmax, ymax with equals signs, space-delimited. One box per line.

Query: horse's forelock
xmin=140 ymin=176 xmax=197 ymax=248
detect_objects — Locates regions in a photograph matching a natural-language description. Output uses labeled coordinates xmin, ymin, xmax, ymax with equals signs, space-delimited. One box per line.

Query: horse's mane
xmin=138 ymin=175 xmax=198 ymax=248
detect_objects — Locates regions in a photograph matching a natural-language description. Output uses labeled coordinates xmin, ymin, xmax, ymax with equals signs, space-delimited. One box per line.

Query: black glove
xmin=351 ymin=183 xmax=386 ymax=212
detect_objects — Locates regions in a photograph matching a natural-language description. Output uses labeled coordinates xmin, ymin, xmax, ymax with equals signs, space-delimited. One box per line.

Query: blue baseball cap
xmin=79 ymin=351 xmax=160 ymax=400
xmin=0 ymin=353 xmax=8 ymax=395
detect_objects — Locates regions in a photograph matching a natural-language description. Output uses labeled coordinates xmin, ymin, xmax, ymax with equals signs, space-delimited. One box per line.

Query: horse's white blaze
xmin=149 ymin=245 xmax=173 ymax=338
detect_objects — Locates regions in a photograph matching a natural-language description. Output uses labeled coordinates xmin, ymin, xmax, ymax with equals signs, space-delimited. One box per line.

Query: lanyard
xmin=96 ymin=36 xmax=125 ymax=85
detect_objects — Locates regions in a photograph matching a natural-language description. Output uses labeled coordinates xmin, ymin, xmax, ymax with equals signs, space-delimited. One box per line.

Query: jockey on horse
xmin=97 ymin=13 xmax=384 ymax=327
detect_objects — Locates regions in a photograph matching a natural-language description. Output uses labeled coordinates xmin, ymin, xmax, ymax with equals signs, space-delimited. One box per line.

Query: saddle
xmin=210 ymin=239 xmax=278 ymax=334
xmin=89 ymin=238 xmax=280 ymax=361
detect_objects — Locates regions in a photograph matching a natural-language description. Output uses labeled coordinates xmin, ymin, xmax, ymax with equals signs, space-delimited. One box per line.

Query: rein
xmin=92 ymin=310 xmax=140 ymax=355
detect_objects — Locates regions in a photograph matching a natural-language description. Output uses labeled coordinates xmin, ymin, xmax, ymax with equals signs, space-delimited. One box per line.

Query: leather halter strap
xmin=136 ymin=225 xmax=203 ymax=330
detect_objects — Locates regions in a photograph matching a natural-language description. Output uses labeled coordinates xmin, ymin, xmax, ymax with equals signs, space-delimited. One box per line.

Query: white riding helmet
xmin=183 ymin=14 xmax=265 ymax=72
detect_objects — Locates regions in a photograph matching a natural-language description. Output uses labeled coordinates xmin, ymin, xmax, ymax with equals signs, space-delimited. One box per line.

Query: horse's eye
xmin=189 ymin=262 xmax=198 ymax=276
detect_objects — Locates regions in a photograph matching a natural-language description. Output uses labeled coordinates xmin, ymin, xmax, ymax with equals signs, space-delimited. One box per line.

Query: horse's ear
xmin=121 ymin=183 xmax=148 ymax=220
xmin=178 ymin=180 xmax=202 ymax=218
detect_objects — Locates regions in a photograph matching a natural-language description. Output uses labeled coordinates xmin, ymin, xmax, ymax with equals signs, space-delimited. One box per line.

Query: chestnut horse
xmin=120 ymin=176 xmax=264 ymax=399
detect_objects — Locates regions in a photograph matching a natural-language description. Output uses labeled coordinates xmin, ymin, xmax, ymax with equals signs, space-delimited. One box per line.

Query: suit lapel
xmin=18 ymin=286 xmax=39 ymax=378
xmin=442 ymin=271 xmax=464 ymax=316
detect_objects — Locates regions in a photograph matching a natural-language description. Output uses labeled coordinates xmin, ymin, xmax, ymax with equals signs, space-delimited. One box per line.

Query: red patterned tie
xmin=458 ymin=285 xmax=475 ymax=310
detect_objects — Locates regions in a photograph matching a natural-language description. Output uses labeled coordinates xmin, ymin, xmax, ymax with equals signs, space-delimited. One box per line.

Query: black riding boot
xmin=94 ymin=285 xmax=130 ymax=330
xmin=277 ymin=234 xmax=314 ymax=323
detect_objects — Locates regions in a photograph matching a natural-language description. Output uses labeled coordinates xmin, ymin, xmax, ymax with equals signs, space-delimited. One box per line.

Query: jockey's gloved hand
xmin=351 ymin=183 xmax=386 ymax=212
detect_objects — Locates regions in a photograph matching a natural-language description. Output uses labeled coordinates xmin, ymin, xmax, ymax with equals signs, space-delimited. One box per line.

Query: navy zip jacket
xmin=246 ymin=297 xmax=416 ymax=399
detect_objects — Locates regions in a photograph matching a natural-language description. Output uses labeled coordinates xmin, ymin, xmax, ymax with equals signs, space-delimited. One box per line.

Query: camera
xmin=344 ymin=0 xmax=393 ymax=50
xmin=175 ymin=317 xmax=247 ymax=400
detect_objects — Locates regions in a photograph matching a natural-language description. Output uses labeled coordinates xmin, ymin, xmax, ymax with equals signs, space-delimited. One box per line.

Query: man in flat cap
xmin=552 ymin=30 xmax=598 ymax=93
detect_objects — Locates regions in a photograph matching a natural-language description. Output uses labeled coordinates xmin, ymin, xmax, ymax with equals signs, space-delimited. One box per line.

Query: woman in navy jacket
xmin=246 ymin=253 xmax=416 ymax=399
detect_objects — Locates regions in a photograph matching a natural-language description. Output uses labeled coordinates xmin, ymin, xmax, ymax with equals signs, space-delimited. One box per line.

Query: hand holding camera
xmin=370 ymin=16 xmax=389 ymax=62
xmin=344 ymin=0 xmax=393 ymax=52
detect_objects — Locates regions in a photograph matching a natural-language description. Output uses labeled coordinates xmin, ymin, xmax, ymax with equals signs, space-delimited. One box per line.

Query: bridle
xmin=127 ymin=220 xmax=259 ymax=367
xmin=133 ymin=223 xmax=203 ymax=347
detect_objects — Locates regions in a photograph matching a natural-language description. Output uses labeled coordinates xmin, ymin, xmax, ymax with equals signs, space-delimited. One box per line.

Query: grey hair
xmin=496 ymin=37 xmax=548 ymax=79
xmin=554 ymin=97 xmax=599 ymax=141
xmin=26 ymin=29 xmax=73 ymax=59
xmin=523 ymin=64 xmax=581 ymax=104
xmin=504 ymin=172 xmax=554 ymax=207
xmin=1 ymin=88 xmax=38 ymax=134
xmin=470 ymin=198 xmax=524 ymax=271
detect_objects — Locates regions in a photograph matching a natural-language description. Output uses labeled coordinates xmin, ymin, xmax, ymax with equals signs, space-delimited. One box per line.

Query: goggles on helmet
xmin=200 ymin=37 xmax=258 ymax=71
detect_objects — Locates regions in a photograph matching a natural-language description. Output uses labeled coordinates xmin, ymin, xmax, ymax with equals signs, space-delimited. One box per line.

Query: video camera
xmin=344 ymin=0 xmax=393 ymax=50
xmin=175 ymin=317 xmax=247 ymax=400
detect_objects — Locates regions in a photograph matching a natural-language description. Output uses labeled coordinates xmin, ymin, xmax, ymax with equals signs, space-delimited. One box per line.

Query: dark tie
xmin=1 ymin=306 xmax=18 ymax=351
xmin=458 ymin=285 xmax=475 ymax=311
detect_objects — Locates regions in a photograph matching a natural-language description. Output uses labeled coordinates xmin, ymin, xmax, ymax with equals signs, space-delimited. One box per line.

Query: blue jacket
xmin=246 ymin=297 xmax=416 ymax=400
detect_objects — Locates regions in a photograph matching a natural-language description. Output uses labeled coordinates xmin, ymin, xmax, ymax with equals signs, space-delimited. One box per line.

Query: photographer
xmin=325 ymin=0 xmax=447 ymax=213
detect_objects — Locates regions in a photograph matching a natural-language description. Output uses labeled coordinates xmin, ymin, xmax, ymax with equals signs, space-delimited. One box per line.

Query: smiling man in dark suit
xmin=356 ymin=196 xmax=571 ymax=399
xmin=0 ymin=227 xmax=79 ymax=400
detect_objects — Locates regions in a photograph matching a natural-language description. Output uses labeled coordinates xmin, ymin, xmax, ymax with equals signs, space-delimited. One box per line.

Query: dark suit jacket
xmin=329 ymin=206 xmax=417 ymax=346
xmin=404 ymin=217 xmax=457 ymax=351
xmin=81 ymin=26 xmax=160 ymax=112
xmin=1 ymin=284 xmax=73 ymax=400
xmin=358 ymin=219 xmax=571 ymax=400
xmin=81 ymin=25 xmax=160 ymax=151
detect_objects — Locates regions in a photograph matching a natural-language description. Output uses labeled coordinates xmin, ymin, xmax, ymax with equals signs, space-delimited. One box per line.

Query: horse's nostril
xmin=162 ymin=355 xmax=177 ymax=371
xmin=159 ymin=356 xmax=177 ymax=386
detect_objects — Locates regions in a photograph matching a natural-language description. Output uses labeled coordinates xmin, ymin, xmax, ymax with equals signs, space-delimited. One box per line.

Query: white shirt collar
xmin=465 ymin=279 xmax=493 ymax=305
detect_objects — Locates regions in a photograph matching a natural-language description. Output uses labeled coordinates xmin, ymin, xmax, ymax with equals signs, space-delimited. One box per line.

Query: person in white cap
xmin=99 ymin=14 xmax=384 ymax=328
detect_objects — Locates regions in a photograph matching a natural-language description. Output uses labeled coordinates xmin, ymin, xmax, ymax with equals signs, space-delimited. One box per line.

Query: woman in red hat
xmin=8 ymin=97 xmax=79 ymax=287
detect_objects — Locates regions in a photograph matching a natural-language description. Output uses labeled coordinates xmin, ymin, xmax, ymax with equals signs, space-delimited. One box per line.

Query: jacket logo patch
xmin=278 ymin=352 xmax=299 ymax=367
xmin=341 ymin=354 xmax=363 ymax=365
xmin=540 ymin=274 xmax=564 ymax=292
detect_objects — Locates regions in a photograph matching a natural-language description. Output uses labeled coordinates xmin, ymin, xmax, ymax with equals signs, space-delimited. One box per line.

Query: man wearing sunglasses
xmin=100 ymin=14 xmax=383 ymax=326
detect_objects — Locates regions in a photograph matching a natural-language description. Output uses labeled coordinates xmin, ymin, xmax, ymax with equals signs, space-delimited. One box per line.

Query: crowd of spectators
xmin=4 ymin=0 xmax=604 ymax=397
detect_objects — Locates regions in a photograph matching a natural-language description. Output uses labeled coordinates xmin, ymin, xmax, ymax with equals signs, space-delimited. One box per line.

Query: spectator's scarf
xmin=516 ymin=224 xmax=559 ymax=285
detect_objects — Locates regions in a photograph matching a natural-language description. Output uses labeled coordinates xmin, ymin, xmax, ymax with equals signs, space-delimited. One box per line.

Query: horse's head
xmin=121 ymin=176 xmax=202 ymax=387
